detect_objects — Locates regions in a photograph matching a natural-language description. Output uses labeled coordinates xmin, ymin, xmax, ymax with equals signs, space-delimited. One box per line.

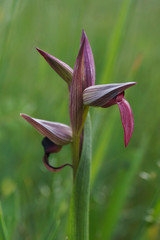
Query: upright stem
xmin=68 ymin=114 xmax=92 ymax=240
xmin=72 ymin=107 xmax=89 ymax=180
xmin=72 ymin=106 xmax=89 ymax=180
xmin=72 ymin=135 xmax=80 ymax=180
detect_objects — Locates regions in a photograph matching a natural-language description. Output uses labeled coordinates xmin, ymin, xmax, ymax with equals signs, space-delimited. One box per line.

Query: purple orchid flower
xmin=83 ymin=82 xmax=136 ymax=147
xmin=20 ymin=113 xmax=73 ymax=171
xmin=21 ymin=30 xmax=136 ymax=172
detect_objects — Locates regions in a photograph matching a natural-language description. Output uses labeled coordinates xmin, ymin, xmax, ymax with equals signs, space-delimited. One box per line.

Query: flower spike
xmin=36 ymin=48 xmax=73 ymax=86
xmin=20 ymin=113 xmax=72 ymax=145
xmin=21 ymin=30 xmax=137 ymax=177
xmin=42 ymin=137 xmax=72 ymax=172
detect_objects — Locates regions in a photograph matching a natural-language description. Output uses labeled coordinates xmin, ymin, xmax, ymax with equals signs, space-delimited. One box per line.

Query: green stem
xmin=72 ymin=106 xmax=89 ymax=180
xmin=72 ymin=135 xmax=80 ymax=180
xmin=68 ymin=113 xmax=92 ymax=240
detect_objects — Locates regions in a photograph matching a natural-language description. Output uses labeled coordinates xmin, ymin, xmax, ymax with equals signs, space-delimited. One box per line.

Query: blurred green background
xmin=0 ymin=0 xmax=160 ymax=239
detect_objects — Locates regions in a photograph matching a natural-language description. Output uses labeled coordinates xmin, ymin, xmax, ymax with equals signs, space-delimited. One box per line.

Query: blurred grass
xmin=0 ymin=202 xmax=8 ymax=240
xmin=0 ymin=0 xmax=160 ymax=239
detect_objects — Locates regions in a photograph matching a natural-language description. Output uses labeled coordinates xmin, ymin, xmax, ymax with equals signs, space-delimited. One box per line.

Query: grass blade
xmin=0 ymin=202 xmax=8 ymax=240
xmin=91 ymin=112 xmax=115 ymax=187
xmin=100 ymin=138 xmax=148 ymax=239
xmin=101 ymin=0 xmax=137 ymax=83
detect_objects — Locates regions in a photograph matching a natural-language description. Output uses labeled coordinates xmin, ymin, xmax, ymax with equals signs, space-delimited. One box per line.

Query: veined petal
xmin=116 ymin=95 xmax=134 ymax=147
xmin=36 ymin=48 xmax=73 ymax=86
xmin=20 ymin=113 xmax=72 ymax=145
xmin=42 ymin=137 xmax=72 ymax=172
xmin=69 ymin=38 xmax=84 ymax=134
xmin=69 ymin=30 xmax=95 ymax=134
xmin=83 ymin=82 xmax=136 ymax=107
xmin=81 ymin=30 xmax=95 ymax=86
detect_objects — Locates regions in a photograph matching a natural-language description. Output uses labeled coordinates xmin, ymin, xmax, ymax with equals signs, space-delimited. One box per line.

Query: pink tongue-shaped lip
xmin=116 ymin=94 xmax=134 ymax=147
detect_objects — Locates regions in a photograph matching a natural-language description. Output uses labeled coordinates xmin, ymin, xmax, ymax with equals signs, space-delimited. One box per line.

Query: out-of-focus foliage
xmin=0 ymin=0 xmax=160 ymax=239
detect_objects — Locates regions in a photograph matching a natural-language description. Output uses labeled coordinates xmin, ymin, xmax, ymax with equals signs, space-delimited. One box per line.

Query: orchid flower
xmin=20 ymin=113 xmax=73 ymax=172
xmin=21 ymin=30 xmax=136 ymax=174
xmin=83 ymin=82 xmax=136 ymax=147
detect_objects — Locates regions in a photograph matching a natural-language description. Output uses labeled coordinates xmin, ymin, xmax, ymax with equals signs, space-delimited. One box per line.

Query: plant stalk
xmin=68 ymin=113 xmax=92 ymax=240
xmin=72 ymin=135 xmax=80 ymax=180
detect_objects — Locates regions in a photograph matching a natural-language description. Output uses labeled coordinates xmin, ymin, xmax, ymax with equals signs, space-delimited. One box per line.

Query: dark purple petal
xmin=116 ymin=94 xmax=134 ymax=147
xmin=69 ymin=30 xmax=95 ymax=134
xmin=42 ymin=137 xmax=72 ymax=172
xmin=83 ymin=82 xmax=136 ymax=107
xmin=36 ymin=48 xmax=73 ymax=86
xmin=42 ymin=137 xmax=62 ymax=154
xmin=20 ymin=113 xmax=72 ymax=145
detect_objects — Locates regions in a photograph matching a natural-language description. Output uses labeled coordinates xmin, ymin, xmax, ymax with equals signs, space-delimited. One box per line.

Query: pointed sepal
xmin=83 ymin=82 xmax=136 ymax=147
xmin=83 ymin=82 xmax=136 ymax=107
xmin=36 ymin=48 xmax=73 ymax=86
xmin=69 ymin=30 xmax=95 ymax=134
xmin=81 ymin=30 xmax=95 ymax=86
xmin=20 ymin=113 xmax=72 ymax=145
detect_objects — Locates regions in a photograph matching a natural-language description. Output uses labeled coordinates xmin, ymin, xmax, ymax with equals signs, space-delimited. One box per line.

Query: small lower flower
xmin=20 ymin=114 xmax=73 ymax=171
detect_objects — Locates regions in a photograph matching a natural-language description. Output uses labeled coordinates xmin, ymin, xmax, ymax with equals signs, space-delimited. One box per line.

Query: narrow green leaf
xmin=0 ymin=202 xmax=8 ymax=240
xmin=135 ymin=190 xmax=160 ymax=240
xmin=91 ymin=113 xmax=116 ymax=187
xmin=67 ymin=113 xmax=92 ymax=240
xmin=40 ymin=220 xmax=60 ymax=240
xmin=100 ymin=0 xmax=137 ymax=83
xmin=100 ymin=138 xmax=148 ymax=240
